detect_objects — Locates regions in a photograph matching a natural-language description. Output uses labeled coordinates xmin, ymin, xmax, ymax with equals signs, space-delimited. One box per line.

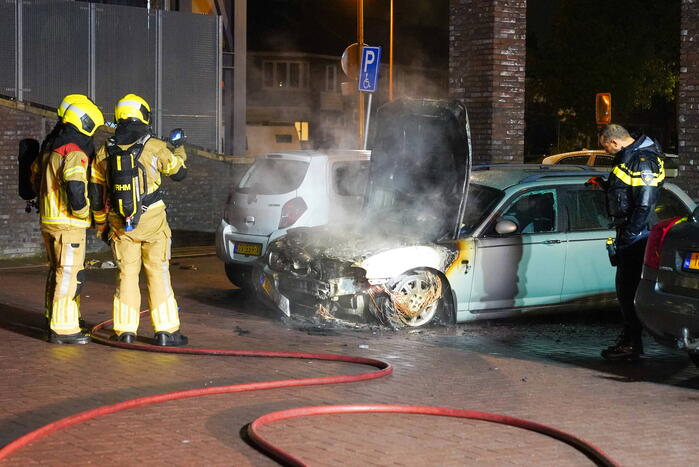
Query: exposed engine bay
xmin=262 ymin=225 xmax=458 ymax=328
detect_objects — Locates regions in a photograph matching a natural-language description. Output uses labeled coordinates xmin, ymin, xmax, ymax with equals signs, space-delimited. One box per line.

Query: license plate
xmin=234 ymin=242 xmax=262 ymax=256
xmin=683 ymin=252 xmax=699 ymax=271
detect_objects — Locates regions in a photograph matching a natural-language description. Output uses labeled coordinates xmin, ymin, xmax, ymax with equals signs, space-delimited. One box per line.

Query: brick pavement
xmin=1 ymin=254 xmax=698 ymax=466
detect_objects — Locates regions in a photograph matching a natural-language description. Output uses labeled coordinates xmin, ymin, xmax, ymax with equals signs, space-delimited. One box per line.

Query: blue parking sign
xmin=358 ymin=46 xmax=382 ymax=93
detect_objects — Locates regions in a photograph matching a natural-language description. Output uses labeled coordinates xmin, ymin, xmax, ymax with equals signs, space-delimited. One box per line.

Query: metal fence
xmin=1 ymin=0 xmax=222 ymax=152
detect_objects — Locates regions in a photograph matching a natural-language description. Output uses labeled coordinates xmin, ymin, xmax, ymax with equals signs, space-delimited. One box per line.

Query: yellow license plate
xmin=685 ymin=252 xmax=699 ymax=271
xmin=234 ymin=242 xmax=262 ymax=256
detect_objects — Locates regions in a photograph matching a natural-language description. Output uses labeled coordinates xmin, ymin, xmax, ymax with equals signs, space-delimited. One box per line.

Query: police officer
xmin=32 ymin=96 xmax=104 ymax=344
xmin=595 ymin=124 xmax=665 ymax=361
xmin=90 ymin=94 xmax=188 ymax=346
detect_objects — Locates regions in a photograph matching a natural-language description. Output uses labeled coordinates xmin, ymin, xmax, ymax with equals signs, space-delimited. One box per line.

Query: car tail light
xmin=278 ymin=197 xmax=307 ymax=229
xmin=644 ymin=217 xmax=682 ymax=270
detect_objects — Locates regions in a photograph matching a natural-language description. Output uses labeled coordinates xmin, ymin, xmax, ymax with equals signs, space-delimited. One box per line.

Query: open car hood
xmin=361 ymin=98 xmax=471 ymax=242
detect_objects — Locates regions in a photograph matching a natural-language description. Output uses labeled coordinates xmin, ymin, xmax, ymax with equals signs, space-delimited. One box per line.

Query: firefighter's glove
xmin=585 ymin=176 xmax=607 ymax=190
xmin=168 ymin=128 xmax=186 ymax=148
xmin=95 ymin=222 xmax=110 ymax=245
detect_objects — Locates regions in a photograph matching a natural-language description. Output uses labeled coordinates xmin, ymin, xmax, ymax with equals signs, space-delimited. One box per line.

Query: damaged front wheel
xmin=373 ymin=269 xmax=449 ymax=329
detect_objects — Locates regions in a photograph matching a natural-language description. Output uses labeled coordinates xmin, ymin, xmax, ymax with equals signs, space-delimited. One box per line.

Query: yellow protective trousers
xmin=42 ymin=228 xmax=86 ymax=335
xmin=110 ymin=206 xmax=180 ymax=335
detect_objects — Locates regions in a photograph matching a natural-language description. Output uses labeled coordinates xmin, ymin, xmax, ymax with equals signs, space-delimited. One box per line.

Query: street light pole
xmin=357 ymin=0 xmax=364 ymax=148
xmin=389 ymin=0 xmax=393 ymax=101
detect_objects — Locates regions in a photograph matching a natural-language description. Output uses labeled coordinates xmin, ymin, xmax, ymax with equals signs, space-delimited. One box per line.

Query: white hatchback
xmin=216 ymin=150 xmax=370 ymax=289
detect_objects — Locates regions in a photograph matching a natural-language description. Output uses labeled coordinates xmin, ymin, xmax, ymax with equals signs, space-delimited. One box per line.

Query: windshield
xmin=237 ymin=158 xmax=309 ymax=195
xmin=459 ymin=184 xmax=504 ymax=236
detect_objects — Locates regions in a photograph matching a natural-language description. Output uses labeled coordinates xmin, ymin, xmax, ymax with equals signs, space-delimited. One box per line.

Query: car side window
xmin=563 ymin=188 xmax=610 ymax=231
xmin=650 ymin=187 xmax=691 ymax=225
xmin=500 ymin=189 xmax=558 ymax=234
xmin=593 ymin=155 xmax=614 ymax=167
xmin=332 ymin=161 xmax=370 ymax=197
xmin=559 ymin=156 xmax=589 ymax=165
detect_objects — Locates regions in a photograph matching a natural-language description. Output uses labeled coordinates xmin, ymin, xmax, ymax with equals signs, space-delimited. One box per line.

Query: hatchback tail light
xmin=279 ymin=197 xmax=307 ymax=229
xmin=644 ymin=217 xmax=682 ymax=269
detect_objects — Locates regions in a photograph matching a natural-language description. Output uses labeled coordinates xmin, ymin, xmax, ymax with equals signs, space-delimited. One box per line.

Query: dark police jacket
xmin=606 ymin=135 xmax=665 ymax=250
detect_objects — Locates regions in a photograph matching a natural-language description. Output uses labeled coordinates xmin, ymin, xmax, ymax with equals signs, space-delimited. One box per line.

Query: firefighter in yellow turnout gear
xmin=32 ymin=95 xmax=104 ymax=344
xmin=90 ymin=94 xmax=189 ymax=346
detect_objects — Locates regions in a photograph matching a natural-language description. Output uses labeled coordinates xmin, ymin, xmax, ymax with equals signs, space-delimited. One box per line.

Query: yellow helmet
xmin=57 ymin=94 xmax=90 ymax=119
xmin=62 ymin=100 xmax=105 ymax=136
xmin=114 ymin=93 xmax=151 ymax=124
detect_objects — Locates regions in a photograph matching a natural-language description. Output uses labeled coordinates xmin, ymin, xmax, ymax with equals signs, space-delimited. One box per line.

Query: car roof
xmin=471 ymin=164 xmax=606 ymax=190
xmin=541 ymin=150 xmax=606 ymax=165
xmin=258 ymin=149 xmax=370 ymax=161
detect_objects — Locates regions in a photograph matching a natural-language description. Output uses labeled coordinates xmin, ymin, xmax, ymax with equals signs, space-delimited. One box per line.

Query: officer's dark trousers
xmin=615 ymin=239 xmax=647 ymax=344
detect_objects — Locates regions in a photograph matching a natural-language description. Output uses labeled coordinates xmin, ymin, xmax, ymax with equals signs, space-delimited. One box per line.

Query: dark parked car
xmin=636 ymin=206 xmax=699 ymax=366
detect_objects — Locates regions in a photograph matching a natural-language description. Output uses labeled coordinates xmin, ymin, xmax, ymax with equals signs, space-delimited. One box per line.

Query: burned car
xmin=252 ymin=99 xmax=697 ymax=328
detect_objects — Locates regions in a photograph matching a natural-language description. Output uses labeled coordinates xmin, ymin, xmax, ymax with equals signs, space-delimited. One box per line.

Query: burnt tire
xmin=224 ymin=263 xmax=253 ymax=292
xmin=378 ymin=269 xmax=451 ymax=329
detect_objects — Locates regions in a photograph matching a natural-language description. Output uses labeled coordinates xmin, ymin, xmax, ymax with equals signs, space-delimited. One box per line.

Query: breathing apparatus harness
xmin=106 ymin=134 xmax=162 ymax=231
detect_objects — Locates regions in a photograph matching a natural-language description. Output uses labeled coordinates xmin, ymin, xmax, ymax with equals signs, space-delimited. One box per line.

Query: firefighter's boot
xmin=110 ymin=332 xmax=136 ymax=344
xmin=153 ymin=330 xmax=188 ymax=347
xmin=48 ymin=331 xmax=91 ymax=345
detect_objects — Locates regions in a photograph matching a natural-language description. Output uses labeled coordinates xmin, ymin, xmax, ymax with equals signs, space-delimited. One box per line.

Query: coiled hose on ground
xmin=0 ymin=315 xmax=620 ymax=466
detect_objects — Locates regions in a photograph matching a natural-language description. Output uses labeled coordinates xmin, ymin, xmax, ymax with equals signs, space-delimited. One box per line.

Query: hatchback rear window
xmin=237 ymin=158 xmax=309 ymax=195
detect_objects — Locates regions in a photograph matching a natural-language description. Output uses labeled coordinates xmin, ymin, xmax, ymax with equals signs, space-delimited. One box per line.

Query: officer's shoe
xmin=153 ymin=330 xmax=188 ymax=347
xmin=48 ymin=331 xmax=91 ymax=345
xmin=601 ymin=341 xmax=643 ymax=361
xmin=110 ymin=332 xmax=136 ymax=344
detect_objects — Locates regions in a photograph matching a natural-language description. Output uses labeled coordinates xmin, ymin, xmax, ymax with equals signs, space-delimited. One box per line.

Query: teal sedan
xmin=255 ymin=165 xmax=696 ymax=328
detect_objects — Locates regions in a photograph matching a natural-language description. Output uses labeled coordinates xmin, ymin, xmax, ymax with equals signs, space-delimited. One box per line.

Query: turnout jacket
xmin=606 ymin=135 xmax=665 ymax=249
xmin=31 ymin=131 xmax=91 ymax=230
xmin=89 ymin=135 xmax=187 ymax=227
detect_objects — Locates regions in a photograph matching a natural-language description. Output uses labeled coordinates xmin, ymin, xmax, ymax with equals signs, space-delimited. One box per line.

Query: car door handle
xmin=543 ymin=239 xmax=562 ymax=244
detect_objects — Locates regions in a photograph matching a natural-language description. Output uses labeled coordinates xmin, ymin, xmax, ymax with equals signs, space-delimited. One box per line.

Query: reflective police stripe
xmin=612 ymin=160 xmax=665 ymax=187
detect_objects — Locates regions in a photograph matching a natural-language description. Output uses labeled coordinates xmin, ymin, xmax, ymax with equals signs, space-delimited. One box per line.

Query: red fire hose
xmin=0 ymin=316 xmax=620 ymax=466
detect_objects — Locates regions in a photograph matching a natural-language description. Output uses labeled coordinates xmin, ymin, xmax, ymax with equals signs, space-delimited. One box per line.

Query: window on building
xmin=263 ymin=60 xmax=309 ymax=89
xmin=324 ymin=65 xmax=338 ymax=92
xmin=295 ymin=121 xmax=309 ymax=141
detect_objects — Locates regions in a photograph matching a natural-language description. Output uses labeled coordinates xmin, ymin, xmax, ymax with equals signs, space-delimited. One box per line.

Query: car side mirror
xmin=495 ymin=219 xmax=518 ymax=235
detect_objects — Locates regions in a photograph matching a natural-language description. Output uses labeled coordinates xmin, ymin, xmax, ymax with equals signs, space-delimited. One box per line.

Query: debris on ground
xmin=101 ymin=260 xmax=116 ymax=269
xmin=234 ymin=326 xmax=250 ymax=336
xmin=179 ymin=264 xmax=198 ymax=271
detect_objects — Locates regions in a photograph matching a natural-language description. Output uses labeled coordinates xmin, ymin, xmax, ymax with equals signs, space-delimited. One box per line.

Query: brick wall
xmin=0 ymin=104 xmax=47 ymax=258
xmin=679 ymin=0 xmax=699 ymax=200
xmin=0 ymin=100 xmax=246 ymax=259
xmin=449 ymin=0 xmax=526 ymax=164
